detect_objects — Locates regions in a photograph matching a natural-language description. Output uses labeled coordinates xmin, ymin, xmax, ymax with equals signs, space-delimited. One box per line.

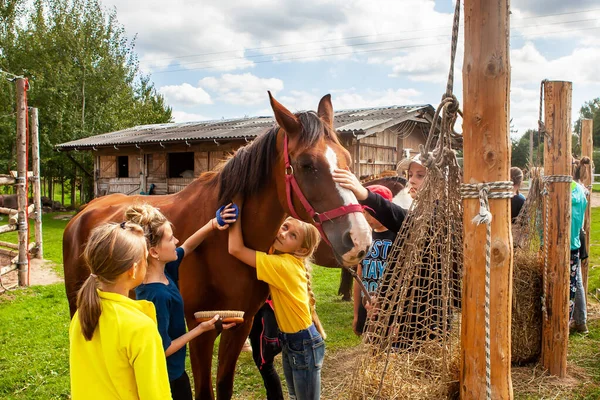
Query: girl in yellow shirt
xmin=69 ymin=222 xmax=171 ymax=400
xmin=228 ymin=202 xmax=325 ymax=400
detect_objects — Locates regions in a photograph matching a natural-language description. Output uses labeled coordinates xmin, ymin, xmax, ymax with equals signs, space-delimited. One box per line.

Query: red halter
xmin=283 ymin=133 xmax=364 ymax=246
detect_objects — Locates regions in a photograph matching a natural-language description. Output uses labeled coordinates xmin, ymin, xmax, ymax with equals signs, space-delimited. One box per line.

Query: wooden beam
xmin=0 ymin=241 xmax=18 ymax=249
xmin=0 ymin=247 xmax=18 ymax=257
xmin=541 ymin=80 xmax=572 ymax=377
xmin=15 ymin=78 xmax=29 ymax=287
xmin=580 ymin=119 xmax=593 ymax=297
xmin=0 ymin=175 xmax=16 ymax=185
xmin=0 ymin=224 xmax=17 ymax=234
xmin=461 ymin=0 xmax=513 ymax=399
xmin=0 ymin=263 xmax=17 ymax=276
xmin=31 ymin=108 xmax=43 ymax=258
xmin=65 ymin=152 xmax=93 ymax=178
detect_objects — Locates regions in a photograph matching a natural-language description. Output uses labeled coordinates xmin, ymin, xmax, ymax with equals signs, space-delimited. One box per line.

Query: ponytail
xmin=76 ymin=222 xmax=146 ymax=341
xmin=76 ymin=275 xmax=102 ymax=341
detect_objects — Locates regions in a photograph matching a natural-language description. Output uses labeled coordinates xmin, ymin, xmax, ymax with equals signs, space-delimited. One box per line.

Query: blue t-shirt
xmin=135 ymin=247 xmax=187 ymax=381
xmin=571 ymin=183 xmax=588 ymax=250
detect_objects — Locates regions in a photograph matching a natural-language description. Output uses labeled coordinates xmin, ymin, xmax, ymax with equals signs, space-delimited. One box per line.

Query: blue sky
xmin=103 ymin=0 xmax=600 ymax=139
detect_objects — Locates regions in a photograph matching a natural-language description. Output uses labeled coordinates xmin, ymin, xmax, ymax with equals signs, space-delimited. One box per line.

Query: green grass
xmin=0 ymin=284 xmax=70 ymax=400
xmin=1 ymin=210 xmax=600 ymax=398
xmin=0 ymin=212 xmax=73 ymax=275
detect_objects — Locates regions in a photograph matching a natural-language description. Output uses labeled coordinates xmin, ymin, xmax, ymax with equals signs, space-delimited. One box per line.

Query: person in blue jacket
xmin=570 ymin=157 xmax=590 ymax=334
xmin=126 ymin=204 xmax=238 ymax=400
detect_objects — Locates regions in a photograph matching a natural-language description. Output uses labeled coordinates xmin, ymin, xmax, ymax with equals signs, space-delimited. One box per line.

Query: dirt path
xmin=0 ymin=258 xmax=63 ymax=292
xmin=591 ymin=193 xmax=600 ymax=208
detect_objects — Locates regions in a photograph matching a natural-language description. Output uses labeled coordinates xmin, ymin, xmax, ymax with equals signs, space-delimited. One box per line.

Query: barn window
xmin=168 ymin=152 xmax=195 ymax=178
xmin=117 ymin=156 xmax=129 ymax=178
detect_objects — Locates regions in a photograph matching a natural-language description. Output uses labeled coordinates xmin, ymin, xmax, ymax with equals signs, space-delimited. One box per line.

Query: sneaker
xmin=241 ymin=338 xmax=252 ymax=352
xmin=569 ymin=320 xmax=589 ymax=334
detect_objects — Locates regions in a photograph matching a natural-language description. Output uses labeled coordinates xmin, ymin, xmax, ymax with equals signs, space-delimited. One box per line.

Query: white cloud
xmin=278 ymin=88 xmax=423 ymax=112
xmin=104 ymin=0 xmax=455 ymax=73
xmin=199 ymin=73 xmax=284 ymax=106
xmin=159 ymin=83 xmax=212 ymax=106
xmin=512 ymin=42 xmax=600 ymax=84
xmin=171 ymin=111 xmax=211 ymax=123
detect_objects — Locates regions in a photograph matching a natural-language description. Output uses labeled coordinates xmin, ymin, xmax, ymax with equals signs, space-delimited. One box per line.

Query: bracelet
xmin=211 ymin=218 xmax=216 ymax=230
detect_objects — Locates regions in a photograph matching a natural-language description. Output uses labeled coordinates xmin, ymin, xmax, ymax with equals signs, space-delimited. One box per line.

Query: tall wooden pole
xmin=461 ymin=0 xmax=513 ymax=399
xmin=540 ymin=80 xmax=572 ymax=377
xmin=15 ymin=78 xmax=29 ymax=286
xmin=580 ymin=119 xmax=593 ymax=296
xmin=30 ymin=108 xmax=43 ymax=259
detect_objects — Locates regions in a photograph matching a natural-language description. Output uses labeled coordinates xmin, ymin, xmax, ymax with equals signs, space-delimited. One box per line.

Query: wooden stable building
xmin=56 ymin=104 xmax=438 ymax=196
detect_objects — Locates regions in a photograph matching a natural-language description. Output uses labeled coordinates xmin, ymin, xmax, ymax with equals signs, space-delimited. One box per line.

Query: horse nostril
xmin=357 ymin=250 xmax=366 ymax=259
xmin=342 ymin=230 xmax=354 ymax=249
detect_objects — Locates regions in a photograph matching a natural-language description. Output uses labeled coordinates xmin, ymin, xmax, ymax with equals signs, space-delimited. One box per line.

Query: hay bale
xmin=511 ymin=250 xmax=542 ymax=365
xmin=347 ymin=334 xmax=460 ymax=400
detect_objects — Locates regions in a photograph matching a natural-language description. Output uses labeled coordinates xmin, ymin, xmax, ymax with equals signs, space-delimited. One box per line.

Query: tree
xmin=0 ymin=0 xmax=172 ymax=202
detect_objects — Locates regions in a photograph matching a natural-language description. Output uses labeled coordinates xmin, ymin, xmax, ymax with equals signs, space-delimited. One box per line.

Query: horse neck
xmin=243 ymin=182 xmax=287 ymax=252
xmin=178 ymin=173 xmax=285 ymax=252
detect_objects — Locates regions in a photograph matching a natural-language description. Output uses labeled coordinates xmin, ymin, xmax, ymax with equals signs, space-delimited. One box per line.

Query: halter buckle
xmin=285 ymin=165 xmax=294 ymax=176
xmin=312 ymin=213 xmax=322 ymax=224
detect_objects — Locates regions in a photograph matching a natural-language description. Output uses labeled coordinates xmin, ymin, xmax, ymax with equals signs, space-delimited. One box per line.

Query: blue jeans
xmin=569 ymin=252 xmax=587 ymax=325
xmin=280 ymin=324 xmax=325 ymax=400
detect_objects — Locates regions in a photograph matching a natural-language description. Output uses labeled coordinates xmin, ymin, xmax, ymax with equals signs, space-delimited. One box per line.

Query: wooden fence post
xmin=580 ymin=119 xmax=593 ymax=297
xmin=15 ymin=78 xmax=29 ymax=286
xmin=460 ymin=0 xmax=513 ymax=398
xmin=540 ymin=80 xmax=572 ymax=377
xmin=30 ymin=107 xmax=43 ymax=259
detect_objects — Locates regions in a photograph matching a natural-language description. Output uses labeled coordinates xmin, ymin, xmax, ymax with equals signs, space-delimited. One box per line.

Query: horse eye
xmin=300 ymin=163 xmax=316 ymax=171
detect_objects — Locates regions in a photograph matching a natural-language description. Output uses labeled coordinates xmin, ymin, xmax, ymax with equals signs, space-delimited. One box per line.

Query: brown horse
xmin=62 ymin=93 xmax=372 ymax=399
xmin=313 ymin=175 xmax=407 ymax=300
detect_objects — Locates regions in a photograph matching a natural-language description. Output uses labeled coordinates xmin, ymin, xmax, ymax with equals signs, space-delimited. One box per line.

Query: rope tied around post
xmin=460 ymin=180 xmax=513 ymax=400
xmin=540 ymin=174 xmax=573 ymax=320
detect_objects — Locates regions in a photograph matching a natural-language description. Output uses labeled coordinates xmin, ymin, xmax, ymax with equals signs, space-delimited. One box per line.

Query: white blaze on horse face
xmin=324 ymin=146 xmax=372 ymax=263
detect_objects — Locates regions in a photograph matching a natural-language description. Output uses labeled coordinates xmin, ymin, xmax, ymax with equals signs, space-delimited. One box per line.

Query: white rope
xmin=541 ymin=174 xmax=573 ymax=320
xmin=461 ymin=180 xmax=512 ymax=400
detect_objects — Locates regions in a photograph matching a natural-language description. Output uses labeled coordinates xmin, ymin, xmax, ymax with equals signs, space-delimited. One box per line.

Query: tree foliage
xmin=0 ymin=0 xmax=171 ymax=200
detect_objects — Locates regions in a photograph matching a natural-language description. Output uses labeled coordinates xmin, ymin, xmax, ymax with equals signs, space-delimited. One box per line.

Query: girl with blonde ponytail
xmin=228 ymin=200 xmax=326 ymax=400
xmin=69 ymin=222 xmax=171 ymax=400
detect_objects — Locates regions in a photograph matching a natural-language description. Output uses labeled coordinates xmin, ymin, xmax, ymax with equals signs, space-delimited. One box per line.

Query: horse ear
xmin=317 ymin=94 xmax=334 ymax=129
xmin=268 ymin=91 xmax=301 ymax=135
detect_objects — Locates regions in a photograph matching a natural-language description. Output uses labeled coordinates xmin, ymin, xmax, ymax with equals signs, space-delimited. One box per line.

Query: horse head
xmin=269 ymin=93 xmax=372 ymax=266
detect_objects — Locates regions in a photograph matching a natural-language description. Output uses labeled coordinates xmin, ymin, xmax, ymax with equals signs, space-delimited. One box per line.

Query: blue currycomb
xmin=216 ymin=204 xmax=239 ymax=227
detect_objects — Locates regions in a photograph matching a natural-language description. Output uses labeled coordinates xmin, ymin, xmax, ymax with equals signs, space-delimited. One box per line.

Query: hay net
xmin=346 ymin=100 xmax=464 ymax=400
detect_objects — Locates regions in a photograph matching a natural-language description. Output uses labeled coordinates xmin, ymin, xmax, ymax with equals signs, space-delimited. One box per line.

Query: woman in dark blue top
xmin=126 ymin=204 xmax=237 ymax=400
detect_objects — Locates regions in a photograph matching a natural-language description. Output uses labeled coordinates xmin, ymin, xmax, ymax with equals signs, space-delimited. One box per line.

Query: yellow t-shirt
xmin=256 ymin=252 xmax=312 ymax=333
xmin=69 ymin=290 xmax=172 ymax=400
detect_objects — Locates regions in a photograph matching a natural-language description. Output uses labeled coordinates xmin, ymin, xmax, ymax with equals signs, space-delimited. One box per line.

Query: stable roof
xmin=56 ymin=104 xmax=434 ymax=150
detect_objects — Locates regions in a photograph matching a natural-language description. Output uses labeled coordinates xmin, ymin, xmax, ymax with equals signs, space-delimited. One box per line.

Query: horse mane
xmin=212 ymin=111 xmax=339 ymax=205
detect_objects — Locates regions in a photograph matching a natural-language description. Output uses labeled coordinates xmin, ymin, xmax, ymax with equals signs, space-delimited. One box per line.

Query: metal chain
xmin=461 ymin=181 xmax=513 ymax=400
xmin=540 ymin=174 xmax=573 ymax=319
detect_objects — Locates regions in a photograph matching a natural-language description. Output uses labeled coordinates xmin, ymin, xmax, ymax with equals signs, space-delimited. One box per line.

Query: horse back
xmin=63 ymin=193 xmax=170 ymax=316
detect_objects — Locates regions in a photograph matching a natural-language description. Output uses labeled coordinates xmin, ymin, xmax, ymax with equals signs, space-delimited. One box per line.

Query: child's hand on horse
xmin=332 ymin=168 xmax=369 ymax=200
xmin=213 ymin=203 xmax=239 ymax=230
